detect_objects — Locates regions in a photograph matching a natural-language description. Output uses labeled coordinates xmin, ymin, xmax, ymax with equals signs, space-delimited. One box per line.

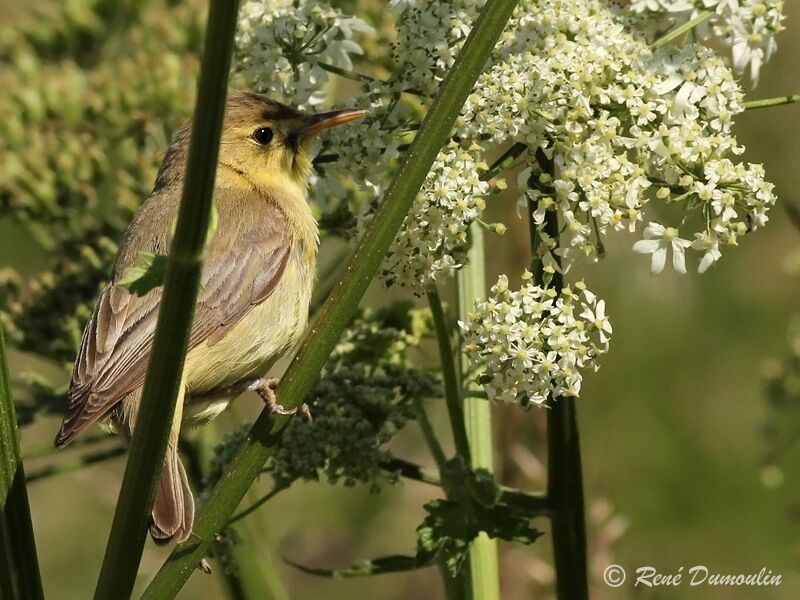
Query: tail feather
xmin=150 ymin=445 xmax=194 ymax=544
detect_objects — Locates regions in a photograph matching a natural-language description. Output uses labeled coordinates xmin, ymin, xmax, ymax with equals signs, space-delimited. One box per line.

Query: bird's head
xmin=217 ymin=90 xmax=366 ymax=191
xmin=154 ymin=90 xmax=366 ymax=194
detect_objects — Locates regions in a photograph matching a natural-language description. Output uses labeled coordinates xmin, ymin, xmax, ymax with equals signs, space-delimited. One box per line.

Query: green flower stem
xmin=428 ymin=289 xmax=472 ymax=463
xmin=93 ymin=1 xmax=241 ymax=598
xmin=532 ymin=191 xmax=589 ymax=597
xmin=317 ymin=61 xmax=377 ymax=84
xmin=23 ymin=432 xmax=111 ymax=462
xmin=0 ymin=326 xmax=44 ymax=600
xmin=458 ymin=224 xmax=500 ymax=599
xmin=413 ymin=397 xmax=449 ymax=470
xmin=382 ymin=457 xmax=550 ymax=517
xmin=25 ymin=445 xmax=124 ymax=483
xmin=744 ymin=94 xmax=800 ymax=110
xmin=143 ymin=0 xmax=518 ymax=595
xmin=482 ymin=142 xmax=527 ymax=182
xmin=227 ymin=484 xmax=288 ymax=525
xmin=651 ymin=10 xmax=714 ymax=50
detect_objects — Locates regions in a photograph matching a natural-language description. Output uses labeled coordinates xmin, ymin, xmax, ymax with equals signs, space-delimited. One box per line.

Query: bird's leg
xmin=254 ymin=378 xmax=313 ymax=425
xmin=192 ymin=378 xmax=312 ymax=424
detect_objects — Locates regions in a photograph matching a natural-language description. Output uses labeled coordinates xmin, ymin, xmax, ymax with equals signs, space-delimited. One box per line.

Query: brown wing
xmin=55 ymin=191 xmax=291 ymax=447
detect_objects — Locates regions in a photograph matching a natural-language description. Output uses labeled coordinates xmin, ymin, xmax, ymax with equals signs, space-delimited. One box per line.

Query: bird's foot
xmin=255 ymin=378 xmax=313 ymax=425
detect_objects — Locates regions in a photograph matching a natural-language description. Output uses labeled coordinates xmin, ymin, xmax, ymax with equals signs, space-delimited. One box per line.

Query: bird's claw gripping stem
xmin=256 ymin=377 xmax=313 ymax=425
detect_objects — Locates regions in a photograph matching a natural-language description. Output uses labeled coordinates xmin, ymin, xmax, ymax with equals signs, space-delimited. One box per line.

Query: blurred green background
xmin=2 ymin=1 xmax=800 ymax=599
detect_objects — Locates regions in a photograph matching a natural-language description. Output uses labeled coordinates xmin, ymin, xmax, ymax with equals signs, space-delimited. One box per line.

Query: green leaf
xmin=285 ymin=555 xmax=421 ymax=579
xmin=416 ymin=498 xmax=542 ymax=578
xmin=116 ymin=252 xmax=169 ymax=296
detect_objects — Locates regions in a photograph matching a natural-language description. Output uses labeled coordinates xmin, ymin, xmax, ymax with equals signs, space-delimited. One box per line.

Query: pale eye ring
xmin=252 ymin=127 xmax=273 ymax=145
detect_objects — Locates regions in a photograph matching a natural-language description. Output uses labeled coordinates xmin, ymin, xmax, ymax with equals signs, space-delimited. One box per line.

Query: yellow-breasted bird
xmin=54 ymin=91 xmax=366 ymax=544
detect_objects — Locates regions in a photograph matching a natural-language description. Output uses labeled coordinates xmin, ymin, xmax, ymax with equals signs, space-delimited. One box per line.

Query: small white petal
xmin=633 ymin=239 xmax=661 ymax=254
xmin=651 ymin=246 xmax=667 ymax=274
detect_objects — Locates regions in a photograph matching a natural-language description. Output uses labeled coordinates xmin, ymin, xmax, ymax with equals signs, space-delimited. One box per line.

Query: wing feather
xmin=55 ymin=191 xmax=292 ymax=447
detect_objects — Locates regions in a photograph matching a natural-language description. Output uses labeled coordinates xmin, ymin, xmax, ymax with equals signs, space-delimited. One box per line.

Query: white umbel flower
xmin=460 ymin=276 xmax=612 ymax=405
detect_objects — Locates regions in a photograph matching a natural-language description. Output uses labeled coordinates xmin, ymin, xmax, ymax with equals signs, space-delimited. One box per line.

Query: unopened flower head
xmin=460 ymin=275 xmax=612 ymax=405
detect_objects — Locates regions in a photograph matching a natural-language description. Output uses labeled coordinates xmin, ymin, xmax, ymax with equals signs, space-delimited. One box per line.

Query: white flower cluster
xmin=461 ymin=0 xmax=777 ymax=275
xmin=630 ymin=0 xmax=786 ymax=84
xmin=381 ymin=142 xmax=490 ymax=292
xmin=391 ymin=0 xmax=485 ymax=96
xmin=460 ymin=274 xmax=612 ymax=404
xmin=235 ymin=0 xmax=374 ymax=107
xmin=235 ymin=0 xmax=779 ymax=283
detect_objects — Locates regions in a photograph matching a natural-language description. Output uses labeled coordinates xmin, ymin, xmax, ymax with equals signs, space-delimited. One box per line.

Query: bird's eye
xmin=252 ymin=127 xmax=273 ymax=145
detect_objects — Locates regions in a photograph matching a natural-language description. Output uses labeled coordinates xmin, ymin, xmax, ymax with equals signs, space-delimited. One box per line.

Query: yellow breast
xmin=180 ymin=177 xmax=319 ymax=424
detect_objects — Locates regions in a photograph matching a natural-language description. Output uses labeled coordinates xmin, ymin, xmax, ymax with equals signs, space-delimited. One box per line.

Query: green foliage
xmin=286 ymin=465 xmax=541 ymax=580
xmin=266 ymin=363 xmax=437 ymax=489
xmin=117 ymin=252 xmax=169 ymax=296
xmin=416 ymin=497 xmax=541 ymax=578
xmin=329 ymin=302 xmax=432 ymax=367
xmin=286 ymin=555 xmax=419 ymax=579
xmin=0 ymin=0 xmax=203 ymax=364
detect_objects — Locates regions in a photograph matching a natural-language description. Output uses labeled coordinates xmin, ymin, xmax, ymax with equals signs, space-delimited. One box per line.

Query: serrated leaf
xmin=117 ymin=252 xmax=169 ymax=296
xmin=416 ymin=497 xmax=542 ymax=577
xmin=285 ymin=554 xmax=421 ymax=578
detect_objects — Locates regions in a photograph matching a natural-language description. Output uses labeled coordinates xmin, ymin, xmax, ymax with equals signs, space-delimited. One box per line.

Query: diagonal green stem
xmin=93 ymin=1 xmax=241 ymax=598
xmin=413 ymin=397 xmax=449 ymax=470
xmin=142 ymin=0 xmax=518 ymax=595
xmin=26 ymin=445 xmax=124 ymax=483
xmin=427 ymin=289 xmax=472 ymax=463
xmin=0 ymin=326 xmax=44 ymax=600
xmin=651 ymin=10 xmax=713 ymax=50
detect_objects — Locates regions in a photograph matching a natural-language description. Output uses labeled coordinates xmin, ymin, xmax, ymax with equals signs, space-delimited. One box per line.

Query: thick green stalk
xmin=93 ymin=1 xmax=240 ymax=598
xmin=458 ymin=224 xmax=500 ymax=600
xmin=0 ymin=326 xmax=44 ymax=600
xmin=533 ymin=202 xmax=589 ymax=599
xmin=427 ymin=289 xmax=472 ymax=463
xmin=143 ymin=0 xmax=518 ymax=595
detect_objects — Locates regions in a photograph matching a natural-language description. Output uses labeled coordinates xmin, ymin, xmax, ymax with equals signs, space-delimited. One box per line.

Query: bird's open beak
xmin=296 ymin=108 xmax=368 ymax=138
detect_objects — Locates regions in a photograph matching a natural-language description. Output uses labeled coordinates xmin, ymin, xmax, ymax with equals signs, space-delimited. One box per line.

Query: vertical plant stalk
xmin=93 ymin=1 xmax=241 ymax=598
xmin=458 ymin=224 xmax=501 ymax=600
xmin=0 ymin=326 xmax=44 ymax=600
xmin=427 ymin=289 xmax=472 ymax=463
xmin=529 ymin=161 xmax=589 ymax=598
xmin=143 ymin=0 xmax=519 ymax=595
xmin=428 ymin=287 xmax=474 ymax=600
